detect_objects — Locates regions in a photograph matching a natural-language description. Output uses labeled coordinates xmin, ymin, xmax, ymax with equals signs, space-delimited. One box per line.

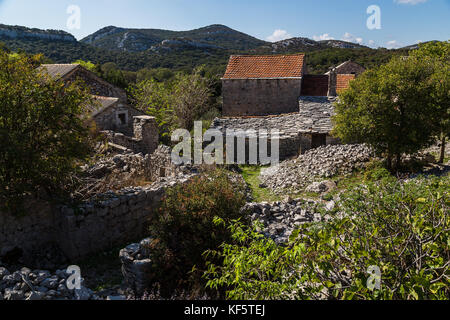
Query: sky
xmin=0 ymin=0 xmax=448 ymax=48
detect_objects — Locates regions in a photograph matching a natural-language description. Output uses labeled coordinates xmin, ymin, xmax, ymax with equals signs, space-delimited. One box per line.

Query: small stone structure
xmin=102 ymin=116 xmax=159 ymax=155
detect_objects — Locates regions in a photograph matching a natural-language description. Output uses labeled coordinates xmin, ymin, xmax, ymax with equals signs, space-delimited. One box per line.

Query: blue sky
xmin=0 ymin=0 xmax=448 ymax=48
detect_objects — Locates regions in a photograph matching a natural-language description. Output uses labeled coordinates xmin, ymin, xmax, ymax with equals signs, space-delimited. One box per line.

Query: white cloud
xmin=386 ymin=40 xmax=402 ymax=49
xmin=394 ymin=0 xmax=428 ymax=5
xmin=342 ymin=32 xmax=364 ymax=44
xmin=266 ymin=29 xmax=292 ymax=42
xmin=312 ymin=33 xmax=334 ymax=41
xmin=368 ymin=40 xmax=376 ymax=47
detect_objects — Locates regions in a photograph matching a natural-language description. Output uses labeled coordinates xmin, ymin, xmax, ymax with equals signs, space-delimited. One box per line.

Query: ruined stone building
xmin=39 ymin=64 xmax=158 ymax=154
xmin=215 ymin=55 xmax=365 ymax=161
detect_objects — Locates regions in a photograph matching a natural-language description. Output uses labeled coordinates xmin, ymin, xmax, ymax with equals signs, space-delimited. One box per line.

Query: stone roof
xmin=222 ymin=54 xmax=305 ymax=79
xmin=38 ymin=64 xmax=80 ymax=79
xmin=90 ymin=96 xmax=119 ymax=116
xmin=211 ymin=96 xmax=336 ymax=136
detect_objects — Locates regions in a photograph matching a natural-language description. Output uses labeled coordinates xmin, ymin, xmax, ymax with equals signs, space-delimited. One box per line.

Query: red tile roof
xmin=336 ymin=74 xmax=356 ymax=93
xmin=223 ymin=54 xmax=305 ymax=79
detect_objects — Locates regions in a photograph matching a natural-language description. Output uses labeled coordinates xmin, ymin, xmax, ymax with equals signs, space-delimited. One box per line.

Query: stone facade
xmin=93 ymin=101 xmax=144 ymax=136
xmin=300 ymin=75 xmax=329 ymax=96
xmin=222 ymin=78 xmax=302 ymax=117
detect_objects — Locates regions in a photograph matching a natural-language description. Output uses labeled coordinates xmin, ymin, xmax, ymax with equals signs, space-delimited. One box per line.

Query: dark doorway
xmin=311 ymin=134 xmax=327 ymax=149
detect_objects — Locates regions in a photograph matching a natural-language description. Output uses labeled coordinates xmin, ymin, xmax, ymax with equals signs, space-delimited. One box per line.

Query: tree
xmin=171 ymin=67 xmax=213 ymax=130
xmin=0 ymin=51 xmax=93 ymax=213
xmin=411 ymin=41 xmax=450 ymax=164
xmin=131 ymin=67 xmax=214 ymax=143
xmin=332 ymin=55 xmax=439 ymax=170
xmin=73 ymin=59 xmax=98 ymax=73
xmin=130 ymin=78 xmax=175 ymax=144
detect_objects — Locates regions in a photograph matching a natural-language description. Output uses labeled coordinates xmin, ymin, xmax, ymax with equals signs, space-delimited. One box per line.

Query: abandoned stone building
xmin=215 ymin=55 xmax=364 ymax=161
xmin=39 ymin=64 xmax=159 ymax=154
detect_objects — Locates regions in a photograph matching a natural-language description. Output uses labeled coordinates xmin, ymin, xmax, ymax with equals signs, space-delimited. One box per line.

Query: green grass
xmin=240 ymin=165 xmax=321 ymax=202
xmin=240 ymin=165 xmax=281 ymax=203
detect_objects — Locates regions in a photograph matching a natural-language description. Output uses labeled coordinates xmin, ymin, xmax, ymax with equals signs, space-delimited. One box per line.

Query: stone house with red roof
xmin=221 ymin=55 xmax=364 ymax=117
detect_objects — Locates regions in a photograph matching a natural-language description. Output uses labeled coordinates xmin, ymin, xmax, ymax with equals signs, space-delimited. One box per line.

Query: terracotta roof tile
xmin=223 ymin=54 xmax=305 ymax=79
xmin=336 ymin=74 xmax=356 ymax=93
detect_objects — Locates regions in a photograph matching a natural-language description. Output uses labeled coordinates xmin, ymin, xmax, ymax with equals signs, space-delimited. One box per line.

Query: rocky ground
xmin=0 ymin=266 xmax=97 ymax=300
xmin=244 ymin=197 xmax=339 ymax=244
xmin=259 ymin=144 xmax=375 ymax=195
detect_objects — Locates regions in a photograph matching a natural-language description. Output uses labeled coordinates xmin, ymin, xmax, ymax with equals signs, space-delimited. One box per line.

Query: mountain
xmin=0 ymin=24 xmax=76 ymax=42
xmin=0 ymin=23 xmax=412 ymax=76
xmin=252 ymin=37 xmax=367 ymax=54
xmin=80 ymin=24 xmax=268 ymax=52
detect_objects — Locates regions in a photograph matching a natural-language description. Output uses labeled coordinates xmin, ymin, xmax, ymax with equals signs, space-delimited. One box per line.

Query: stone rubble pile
xmin=243 ymin=198 xmax=339 ymax=244
xmin=260 ymin=144 xmax=375 ymax=194
xmin=0 ymin=266 xmax=96 ymax=301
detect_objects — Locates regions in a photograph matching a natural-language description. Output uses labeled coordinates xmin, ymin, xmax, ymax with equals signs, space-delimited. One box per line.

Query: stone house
xmin=214 ymin=55 xmax=365 ymax=160
xmin=39 ymin=64 xmax=158 ymax=154
xmin=222 ymin=55 xmax=364 ymax=117
xmin=222 ymin=54 xmax=306 ymax=117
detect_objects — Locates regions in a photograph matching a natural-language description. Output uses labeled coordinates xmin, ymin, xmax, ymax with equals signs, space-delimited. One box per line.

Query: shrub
xmin=147 ymin=169 xmax=248 ymax=294
xmin=204 ymin=174 xmax=450 ymax=300
xmin=0 ymin=51 xmax=93 ymax=213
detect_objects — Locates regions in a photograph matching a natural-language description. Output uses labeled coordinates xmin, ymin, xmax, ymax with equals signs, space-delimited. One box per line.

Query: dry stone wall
xmin=0 ymin=174 xmax=195 ymax=263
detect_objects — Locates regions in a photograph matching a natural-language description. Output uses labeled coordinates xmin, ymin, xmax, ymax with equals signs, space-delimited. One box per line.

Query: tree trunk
xmin=395 ymin=153 xmax=401 ymax=171
xmin=439 ymin=133 xmax=446 ymax=164
xmin=386 ymin=154 xmax=392 ymax=172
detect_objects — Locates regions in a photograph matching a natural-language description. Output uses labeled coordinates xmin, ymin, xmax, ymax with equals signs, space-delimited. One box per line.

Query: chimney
xmin=327 ymin=68 xmax=337 ymax=97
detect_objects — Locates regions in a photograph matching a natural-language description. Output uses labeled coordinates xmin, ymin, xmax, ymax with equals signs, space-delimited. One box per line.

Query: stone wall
xmin=300 ymin=75 xmax=329 ymax=96
xmin=102 ymin=116 xmax=159 ymax=155
xmin=0 ymin=175 xmax=195 ymax=262
xmin=222 ymin=78 xmax=302 ymax=116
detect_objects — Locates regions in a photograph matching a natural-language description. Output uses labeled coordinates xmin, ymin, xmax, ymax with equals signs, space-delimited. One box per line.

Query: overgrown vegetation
xmin=0 ymin=50 xmax=94 ymax=213
xmin=130 ymin=66 xmax=219 ymax=144
xmin=204 ymin=173 xmax=449 ymax=300
xmin=145 ymin=169 xmax=248 ymax=295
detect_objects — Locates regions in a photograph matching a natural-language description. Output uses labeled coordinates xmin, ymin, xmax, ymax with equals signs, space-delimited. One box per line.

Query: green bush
xmin=0 ymin=51 xmax=93 ymax=213
xmin=204 ymin=174 xmax=450 ymax=300
xmin=147 ymin=169 xmax=248 ymax=294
